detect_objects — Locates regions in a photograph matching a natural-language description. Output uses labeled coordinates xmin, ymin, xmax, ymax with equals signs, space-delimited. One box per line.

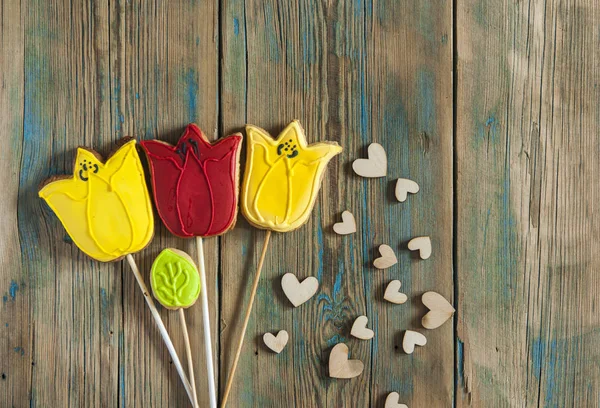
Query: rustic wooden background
xmin=1 ymin=0 xmax=599 ymax=407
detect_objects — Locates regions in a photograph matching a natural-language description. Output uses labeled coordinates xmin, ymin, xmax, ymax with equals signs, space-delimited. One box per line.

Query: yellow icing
xmin=39 ymin=139 xmax=154 ymax=262
xmin=241 ymin=120 xmax=342 ymax=232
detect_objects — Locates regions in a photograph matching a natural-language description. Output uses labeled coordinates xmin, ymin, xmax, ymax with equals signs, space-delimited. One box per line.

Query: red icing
xmin=141 ymin=124 xmax=242 ymax=238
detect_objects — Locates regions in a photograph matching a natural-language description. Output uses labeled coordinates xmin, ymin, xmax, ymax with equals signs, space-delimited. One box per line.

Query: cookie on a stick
xmin=38 ymin=138 xmax=195 ymax=406
xmin=141 ymin=125 xmax=243 ymax=408
xmin=221 ymin=120 xmax=342 ymax=407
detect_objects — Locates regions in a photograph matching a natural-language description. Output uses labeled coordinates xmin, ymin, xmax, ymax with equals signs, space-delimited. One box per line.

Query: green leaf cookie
xmin=150 ymin=248 xmax=201 ymax=309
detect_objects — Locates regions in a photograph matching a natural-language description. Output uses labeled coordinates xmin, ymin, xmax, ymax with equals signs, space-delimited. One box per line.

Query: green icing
xmin=150 ymin=249 xmax=201 ymax=309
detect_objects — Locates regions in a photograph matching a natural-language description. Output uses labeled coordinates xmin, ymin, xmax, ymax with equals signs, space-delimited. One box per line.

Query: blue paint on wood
xmin=301 ymin=30 xmax=315 ymax=65
xmin=2 ymin=296 xmax=6 ymax=303
xmin=184 ymin=69 xmax=199 ymax=123
xmin=14 ymin=347 xmax=24 ymax=356
xmin=119 ymin=331 xmax=126 ymax=407
xmin=418 ymin=69 xmax=436 ymax=132
xmin=9 ymin=281 xmax=18 ymax=300
xmin=316 ymin=215 xmax=324 ymax=281
xmin=263 ymin=3 xmax=281 ymax=63
xmin=457 ymin=337 xmax=465 ymax=385
xmin=4 ymin=323 xmax=7 ymax=327
xmin=233 ymin=18 xmax=240 ymax=36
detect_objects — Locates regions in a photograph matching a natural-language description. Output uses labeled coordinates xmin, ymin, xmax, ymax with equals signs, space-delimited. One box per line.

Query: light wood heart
xmin=281 ymin=273 xmax=319 ymax=307
xmin=383 ymin=280 xmax=407 ymax=304
xmin=263 ymin=330 xmax=289 ymax=354
xmin=422 ymin=291 xmax=455 ymax=329
xmin=350 ymin=316 xmax=374 ymax=340
xmin=333 ymin=210 xmax=356 ymax=235
xmin=329 ymin=343 xmax=364 ymax=379
xmin=407 ymin=236 xmax=432 ymax=259
xmin=395 ymin=178 xmax=419 ymax=202
xmin=385 ymin=392 xmax=408 ymax=408
xmin=352 ymin=143 xmax=387 ymax=177
xmin=402 ymin=330 xmax=427 ymax=354
xmin=373 ymin=244 xmax=397 ymax=269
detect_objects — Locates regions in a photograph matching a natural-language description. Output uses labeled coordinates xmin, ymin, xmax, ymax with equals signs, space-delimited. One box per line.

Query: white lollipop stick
xmin=196 ymin=237 xmax=217 ymax=408
xmin=125 ymin=254 xmax=195 ymax=407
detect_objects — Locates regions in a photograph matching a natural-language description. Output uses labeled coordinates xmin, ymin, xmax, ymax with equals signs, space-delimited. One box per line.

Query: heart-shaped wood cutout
xmin=352 ymin=143 xmax=387 ymax=177
xmin=329 ymin=343 xmax=364 ymax=379
xmin=383 ymin=280 xmax=407 ymax=304
xmin=422 ymin=291 xmax=455 ymax=329
xmin=395 ymin=178 xmax=419 ymax=202
xmin=333 ymin=210 xmax=356 ymax=235
xmin=385 ymin=392 xmax=408 ymax=408
xmin=350 ymin=316 xmax=374 ymax=340
xmin=373 ymin=244 xmax=397 ymax=269
xmin=407 ymin=236 xmax=432 ymax=259
xmin=281 ymin=273 xmax=319 ymax=307
xmin=263 ymin=330 xmax=289 ymax=354
xmin=402 ymin=330 xmax=427 ymax=354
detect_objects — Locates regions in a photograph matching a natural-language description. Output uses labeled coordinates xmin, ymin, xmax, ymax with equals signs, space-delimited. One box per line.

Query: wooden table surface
xmin=1 ymin=1 xmax=599 ymax=407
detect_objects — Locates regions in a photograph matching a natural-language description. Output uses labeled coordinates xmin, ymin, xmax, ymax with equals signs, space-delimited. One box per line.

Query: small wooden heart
xmin=350 ymin=316 xmax=374 ymax=340
xmin=281 ymin=273 xmax=319 ymax=307
xmin=385 ymin=392 xmax=408 ymax=408
xmin=407 ymin=236 xmax=432 ymax=259
xmin=333 ymin=210 xmax=356 ymax=235
xmin=402 ymin=330 xmax=427 ymax=354
xmin=329 ymin=343 xmax=364 ymax=379
xmin=395 ymin=178 xmax=419 ymax=202
xmin=352 ymin=143 xmax=387 ymax=177
xmin=383 ymin=280 xmax=407 ymax=304
xmin=373 ymin=244 xmax=397 ymax=269
xmin=263 ymin=330 xmax=289 ymax=354
xmin=422 ymin=291 xmax=455 ymax=329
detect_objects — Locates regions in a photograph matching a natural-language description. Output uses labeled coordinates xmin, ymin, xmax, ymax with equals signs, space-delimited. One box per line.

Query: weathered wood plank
xmin=220 ymin=1 xmax=453 ymax=406
xmin=456 ymin=1 xmax=600 ymax=406
xmin=367 ymin=1 xmax=454 ymax=406
xmin=15 ymin=0 xmax=117 ymax=406
xmin=0 ymin=1 xmax=29 ymax=406
xmin=112 ymin=0 xmax=219 ymax=406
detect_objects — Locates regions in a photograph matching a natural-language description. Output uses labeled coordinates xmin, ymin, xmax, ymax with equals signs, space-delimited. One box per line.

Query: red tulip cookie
xmin=140 ymin=124 xmax=243 ymax=238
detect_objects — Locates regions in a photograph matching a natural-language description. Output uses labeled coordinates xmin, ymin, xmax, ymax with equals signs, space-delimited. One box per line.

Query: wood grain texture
xmin=220 ymin=0 xmax=453 ymax=407
xmin=112 ymin=1 xmax=219 ymax=407
xmin=456 ymin=0 xmax=600 ymax=407
xmin=2 ymin=0 xmax=599 ymax=407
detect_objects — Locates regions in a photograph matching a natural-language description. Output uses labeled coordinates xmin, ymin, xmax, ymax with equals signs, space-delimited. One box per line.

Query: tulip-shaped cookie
xmin=38 ymin=138 xmax=195 ymax=406
xmin=39 ymin=138 xmax=154 ymax=262
xmin=151 ymin=249 xmax=201 ymax=407
xmin=241 ymin=120 xmax=342 ymax=232
xmin=141 ymin=124 xmax=242 ymax=238
xmin=141 ymin=124 xmax=242 ymax=408
xmin=222 ymin=120 xmax=342 ymax=406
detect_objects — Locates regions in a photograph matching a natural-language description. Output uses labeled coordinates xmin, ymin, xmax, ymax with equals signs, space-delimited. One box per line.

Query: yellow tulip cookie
xmin=241 ymin=120 xmax=342 ymax=232
xmin=39 ymin=138 xmax=155 ymax=262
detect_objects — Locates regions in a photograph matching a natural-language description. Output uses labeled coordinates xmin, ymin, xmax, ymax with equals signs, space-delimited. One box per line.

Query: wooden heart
xmin=329 ymin=343 xmax=364 ymax=379
xmin=395 ymin=178 xmax=419 ymax=202
xmin=402 ymin=330 xmax=427 ymax=354
xmin=281 ymin=273 xmax=319 ymax=307
xmin=383 ymin=280 xmax=407 ymax=304
xmin=407 ymin=236 xmax=432 ymax=259
xmin=385 ymin=392 xmax=408 ymax=408
xmin=263 ymin=330 xmax=289 ymax=354
xmin=373 ymin=244 xmax=397 ymax=269
xmin=352 ymin=143 xmax=387 ymax=177
xmin=333 ymin=210 xmax=356 ymax=235
xmin=350 ymin=315 xmax=374 ymax=340
xmin=422 ymin=291 xmax=455 ymax=329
